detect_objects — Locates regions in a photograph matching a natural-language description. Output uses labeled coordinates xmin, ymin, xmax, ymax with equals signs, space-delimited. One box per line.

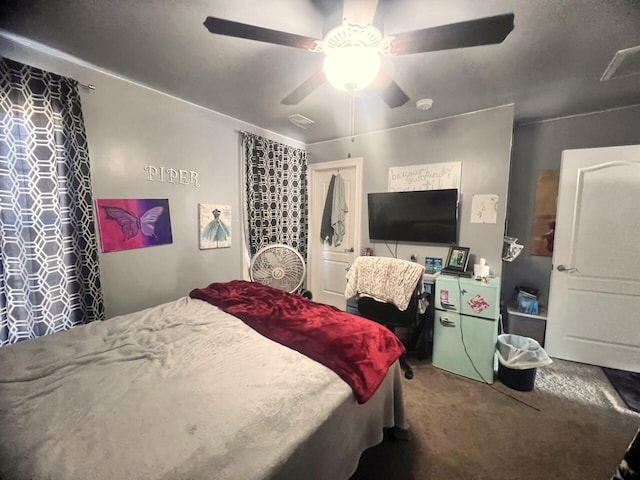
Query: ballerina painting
xmin=199 ymin=204 xmax=231 ymax=249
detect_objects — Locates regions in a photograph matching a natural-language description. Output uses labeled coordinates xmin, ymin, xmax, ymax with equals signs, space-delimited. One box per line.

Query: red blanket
xmin=190 ymin=280 xmax=405 ymax=404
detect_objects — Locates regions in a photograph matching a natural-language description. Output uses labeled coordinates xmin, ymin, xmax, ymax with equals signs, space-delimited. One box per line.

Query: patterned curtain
xmin=0 ymin=58 xmax=104 ymax=346
xmin=241 ymin=132 xmax=309 ymax=260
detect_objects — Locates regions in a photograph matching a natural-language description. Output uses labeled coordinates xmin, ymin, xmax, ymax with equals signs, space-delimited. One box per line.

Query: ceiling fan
xmin=203 ymin=0 xmax=514 ymax=108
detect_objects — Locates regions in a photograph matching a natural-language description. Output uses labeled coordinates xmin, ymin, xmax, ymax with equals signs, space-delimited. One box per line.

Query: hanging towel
xmin=320 ymin=174 xmax=336 ymax=244
xmin=331 ymin=173 xmax=349 ymax=246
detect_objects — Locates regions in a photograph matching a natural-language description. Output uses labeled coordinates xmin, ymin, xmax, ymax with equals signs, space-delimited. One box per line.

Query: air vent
xmin=288 ymin=113 xmax=315 ymax=129
xmin=601 ymin=45 xmax=640 ymax=81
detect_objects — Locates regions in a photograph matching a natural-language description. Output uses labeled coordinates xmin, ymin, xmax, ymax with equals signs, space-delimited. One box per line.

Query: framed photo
xmin=445 ymin=246 xmax=470 ymax=272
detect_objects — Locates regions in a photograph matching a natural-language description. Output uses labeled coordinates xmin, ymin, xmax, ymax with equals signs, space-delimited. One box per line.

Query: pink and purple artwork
xmin=95 ymin=198 xmax=173 ymax=253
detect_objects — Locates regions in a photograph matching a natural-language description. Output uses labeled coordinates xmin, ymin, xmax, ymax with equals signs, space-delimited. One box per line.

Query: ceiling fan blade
xmin=389 ymin=13 xmax=515 ymax=56
xmin=281 ymin=69 xmax=327 ymax=105
xmin=370 ymin=71 xmax=410 ymax=108
xmin=204 ymin=17 xmax=320 ymax=50
xmin=342 ymin=0 xmax=379 ymax=26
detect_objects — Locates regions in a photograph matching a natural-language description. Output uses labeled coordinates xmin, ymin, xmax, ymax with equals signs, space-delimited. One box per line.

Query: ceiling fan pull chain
xmin=349 ymin=92 xmax=355 ymax=142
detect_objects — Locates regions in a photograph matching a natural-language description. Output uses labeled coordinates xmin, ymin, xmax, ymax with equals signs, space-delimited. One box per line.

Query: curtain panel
xmin=0 ymin=58 xmax=104 ymax=346
xmin=241 ymin=133 xmax=309 ymax=261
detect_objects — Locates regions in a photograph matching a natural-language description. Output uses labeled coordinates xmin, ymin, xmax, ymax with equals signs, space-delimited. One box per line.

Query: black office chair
xmin=355 ymin=281 xmax=424 ymax=379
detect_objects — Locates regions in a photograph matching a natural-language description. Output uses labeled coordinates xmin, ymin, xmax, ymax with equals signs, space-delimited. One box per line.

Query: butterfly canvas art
xmin=95 ymin=198 xmax=173 ymax=252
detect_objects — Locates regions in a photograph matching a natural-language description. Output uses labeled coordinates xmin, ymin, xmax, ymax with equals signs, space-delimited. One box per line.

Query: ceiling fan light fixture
xmin=323 ymin=46 xmax=381 ymax=92
xmin=204 ymin=12 xmax=515 ymax=107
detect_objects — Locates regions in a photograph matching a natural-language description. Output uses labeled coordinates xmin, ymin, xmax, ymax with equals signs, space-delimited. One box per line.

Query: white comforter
xmin=0 ymin=296 xmax=406 ymax=480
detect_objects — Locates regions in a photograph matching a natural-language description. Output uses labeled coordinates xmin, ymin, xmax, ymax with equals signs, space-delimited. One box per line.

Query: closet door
xmin=308 ymin=158 xmax=362 ymax=309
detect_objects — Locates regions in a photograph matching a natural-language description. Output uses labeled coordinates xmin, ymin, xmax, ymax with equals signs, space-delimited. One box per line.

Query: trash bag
xmin=496 ymin=334 xmax=552 ymax=370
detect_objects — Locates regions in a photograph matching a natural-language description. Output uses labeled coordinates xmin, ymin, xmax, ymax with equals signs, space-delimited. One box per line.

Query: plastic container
xmin=506 ymin=303 xmax=547 ymax=346
xmin=496 ymin=334 xmax=552 ymax=392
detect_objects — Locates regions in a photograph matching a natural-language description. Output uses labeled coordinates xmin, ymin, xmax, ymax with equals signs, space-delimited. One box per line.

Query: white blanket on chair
xmin=344 ymin=256 xmax=425 ymax=311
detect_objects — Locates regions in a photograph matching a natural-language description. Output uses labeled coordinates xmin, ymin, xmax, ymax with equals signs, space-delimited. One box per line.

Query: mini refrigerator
xmin=432 ymin=274 xmax=500 ymax=383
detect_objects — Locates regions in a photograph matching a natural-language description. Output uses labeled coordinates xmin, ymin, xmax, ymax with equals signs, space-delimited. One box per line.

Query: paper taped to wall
xmin=471 ymin=194 xmax=499 ymax=224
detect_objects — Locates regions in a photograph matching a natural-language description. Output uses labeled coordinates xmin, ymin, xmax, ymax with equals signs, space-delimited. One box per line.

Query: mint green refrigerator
xmin=432 ymin=275 xmax=500 ymax=383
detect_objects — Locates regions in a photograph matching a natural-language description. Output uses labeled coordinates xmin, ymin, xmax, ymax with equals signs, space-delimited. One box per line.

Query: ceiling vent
xmin=601 ymin=45 xmax=640 ymax=81
xmin=288 ymin=113 xmax=315 ymax=129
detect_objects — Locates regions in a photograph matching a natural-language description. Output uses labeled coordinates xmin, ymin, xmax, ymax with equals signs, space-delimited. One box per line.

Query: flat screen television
xmin=367 ymin=189 xmax=458 ymax=244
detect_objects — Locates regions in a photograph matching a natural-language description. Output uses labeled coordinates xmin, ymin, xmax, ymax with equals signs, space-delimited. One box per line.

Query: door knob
xmin=344 ymin=247 xmax=354 ymax=252
xmin=557 ymin=264 xmax=578 ymax=273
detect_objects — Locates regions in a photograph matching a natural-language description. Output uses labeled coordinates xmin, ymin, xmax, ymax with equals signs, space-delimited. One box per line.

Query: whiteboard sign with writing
xmin=388 ymin=161 xmax=461 ymax=192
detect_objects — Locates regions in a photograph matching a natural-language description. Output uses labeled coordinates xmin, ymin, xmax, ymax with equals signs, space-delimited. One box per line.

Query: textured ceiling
xmin=1 ymin=0 xmax=639 ymax=144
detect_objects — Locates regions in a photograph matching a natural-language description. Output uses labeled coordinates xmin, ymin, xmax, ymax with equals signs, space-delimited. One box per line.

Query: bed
xmin=0 ymin=280 xmax=407 ymax=480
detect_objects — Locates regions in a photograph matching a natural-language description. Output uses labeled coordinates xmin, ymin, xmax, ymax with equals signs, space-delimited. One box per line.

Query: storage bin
xmin=506 ymin=303 xmax=547 ymax=346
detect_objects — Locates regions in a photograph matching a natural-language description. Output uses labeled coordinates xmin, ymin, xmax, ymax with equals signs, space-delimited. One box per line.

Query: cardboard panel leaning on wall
xmin=307 ymin=105 xmax=514 ymax=279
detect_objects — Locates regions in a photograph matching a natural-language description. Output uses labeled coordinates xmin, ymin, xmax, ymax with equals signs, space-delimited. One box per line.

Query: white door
xmin=308 ymin=158 xmax=362 ymax=309
xmin=546 ymin=145 xmax=640 ymax=373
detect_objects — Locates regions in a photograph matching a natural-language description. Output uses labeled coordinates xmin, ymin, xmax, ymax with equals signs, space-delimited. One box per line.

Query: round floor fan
xmin=249 ymin=244 xmax=306 ymax=294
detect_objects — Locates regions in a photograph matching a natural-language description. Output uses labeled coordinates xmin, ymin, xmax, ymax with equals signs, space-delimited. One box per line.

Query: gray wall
xmin=307 ymin=105 xmax=514 ymax=280
xmin=7 ymin=30 xmax=637 ymax=319
xmin=502 ymin=105 xmax=640 ymax=306
xmin=0 ymin=36 xmax=303 ymax=318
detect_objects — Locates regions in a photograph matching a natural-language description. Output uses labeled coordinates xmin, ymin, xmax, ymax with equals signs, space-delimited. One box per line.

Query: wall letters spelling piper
xmin=144 ymin=165 xmax=200 ymax=187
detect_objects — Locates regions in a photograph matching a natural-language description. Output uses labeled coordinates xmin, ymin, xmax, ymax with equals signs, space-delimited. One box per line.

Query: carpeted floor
xmin=350 ymin=357 xmax=640 ymax=480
